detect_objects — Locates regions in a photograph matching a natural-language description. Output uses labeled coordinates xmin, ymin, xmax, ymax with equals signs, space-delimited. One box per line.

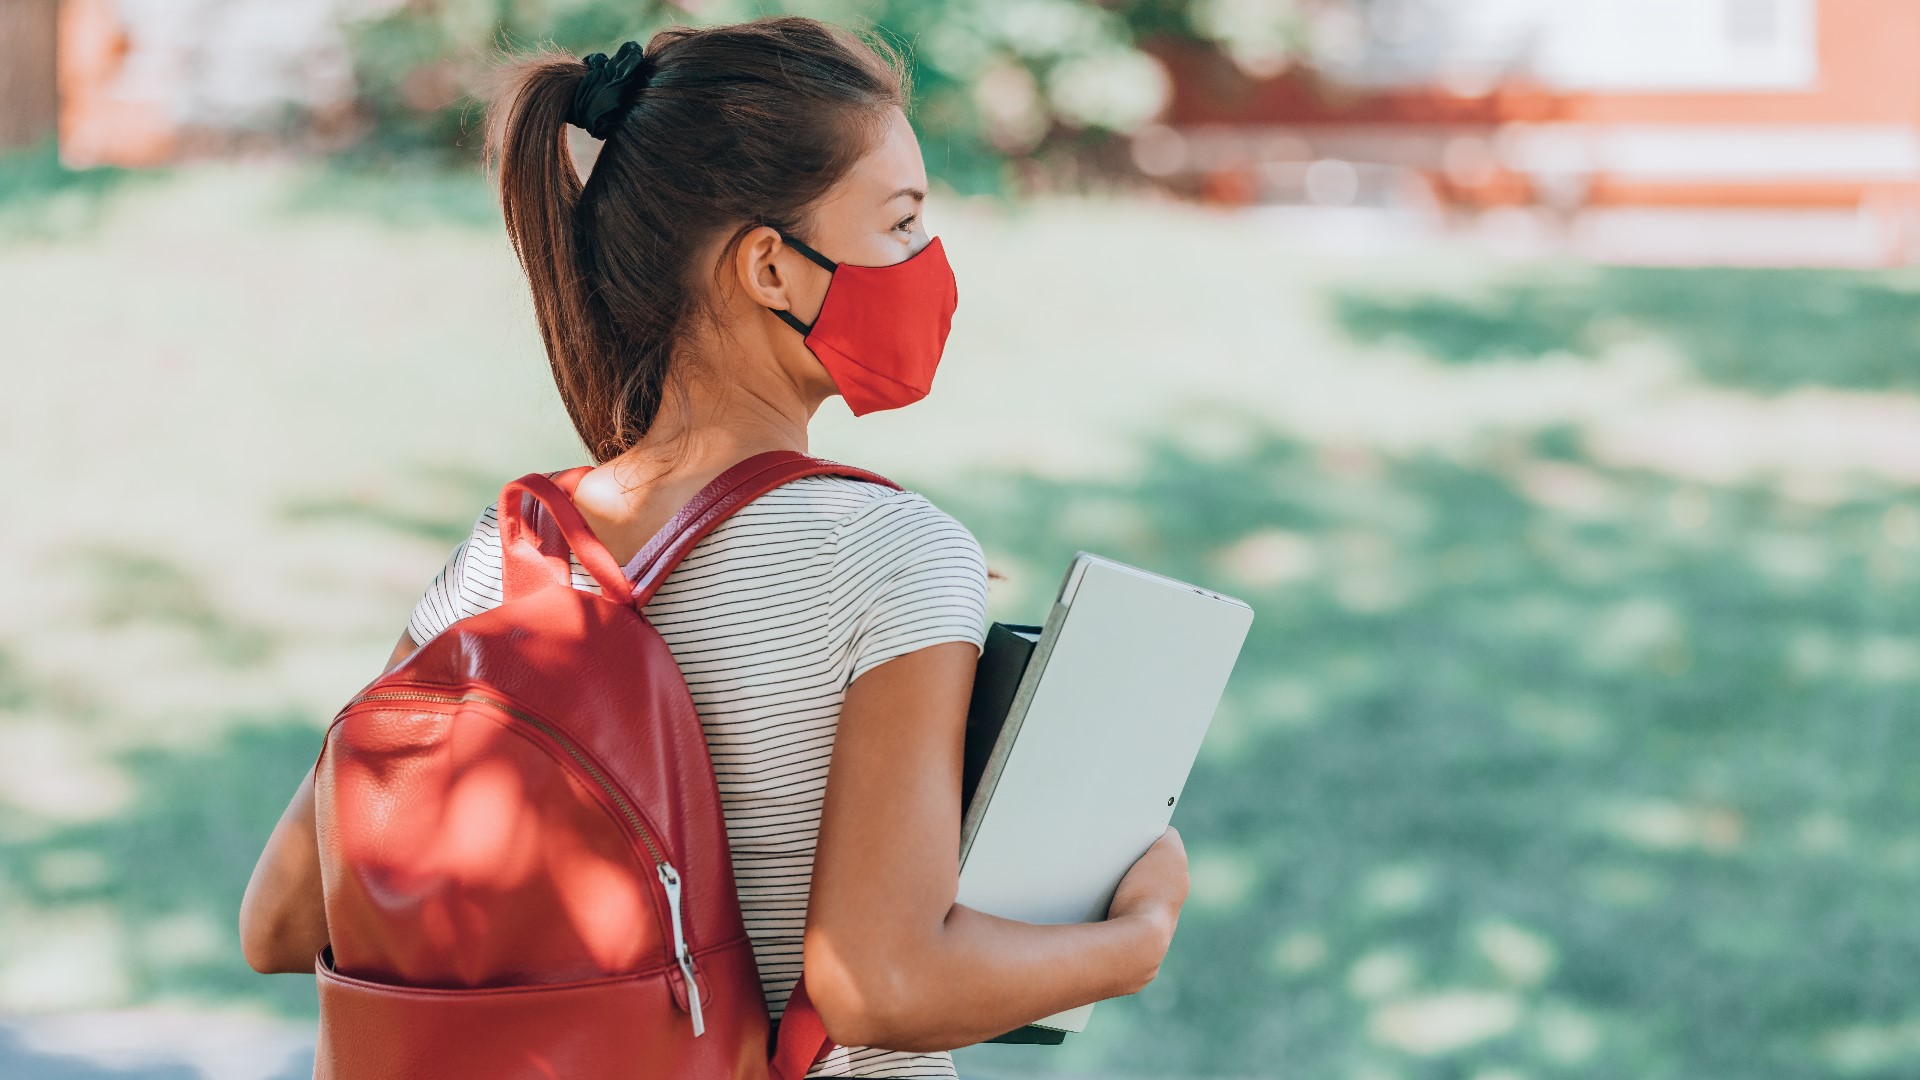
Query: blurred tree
xmin=0 ymin=0 xmax=60 ymax=152
xmin=334 ymin=0 xmax=1358 ymax=196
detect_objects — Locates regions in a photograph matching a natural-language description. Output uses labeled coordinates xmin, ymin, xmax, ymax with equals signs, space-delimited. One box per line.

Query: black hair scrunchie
xmin=567 ymin=40 xmax=653 ymax=140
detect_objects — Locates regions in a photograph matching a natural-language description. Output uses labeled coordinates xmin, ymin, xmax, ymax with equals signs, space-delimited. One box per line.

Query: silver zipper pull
xmin=658 ymin=862 xmax=705 ymax=1037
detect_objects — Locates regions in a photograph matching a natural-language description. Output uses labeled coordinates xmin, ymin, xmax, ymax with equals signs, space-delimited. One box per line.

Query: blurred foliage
xmin=0 ymin=138 xmax=155 ymax=241
xmin=335 ymin=0 xmax=1344 ymax=195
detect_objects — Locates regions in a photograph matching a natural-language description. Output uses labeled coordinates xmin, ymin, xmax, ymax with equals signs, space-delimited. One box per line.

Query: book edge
xmin=958 ymin=598 xmax=1072 ymax=867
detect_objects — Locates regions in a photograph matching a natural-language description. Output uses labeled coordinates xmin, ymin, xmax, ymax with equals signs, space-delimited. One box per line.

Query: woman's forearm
xmin=243 ymin=633 xmax=411 ymax=976
xmin=855 ymin=903 xmax=1171 ymax=1052
xmin=239 ymin=768 xmax=330 ymax=974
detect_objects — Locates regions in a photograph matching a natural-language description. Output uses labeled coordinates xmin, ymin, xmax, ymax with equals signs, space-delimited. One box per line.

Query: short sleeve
xmin=831 ymin=491 xmax=990 ymax=687
xmin=405 ymin=540 xmax=468 ymax=645
xmin=404 ymin=502 xmax=494 ymax=645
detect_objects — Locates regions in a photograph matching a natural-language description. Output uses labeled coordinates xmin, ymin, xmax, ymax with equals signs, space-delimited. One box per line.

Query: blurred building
xmin=48 ymin=0 xmax=358 ymax=167
xmin=27 ymin=0 xmax=1920 ymax=266
xmin=1140 ymin=0 xmax=1920 ymax=266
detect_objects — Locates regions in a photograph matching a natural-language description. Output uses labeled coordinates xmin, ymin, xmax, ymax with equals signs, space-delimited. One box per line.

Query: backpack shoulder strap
xmin=617 ymin=449 xmax=892 ymax=1073
xmin=497 ymin=451 xmax=897 ymax=608
xmin=497 ymin=471 xmax=633 ymax=604
xmin=626 ymin=449 xmax=900 ymax=607
xmin=768 ymin=974 xmax=833 ymax=1080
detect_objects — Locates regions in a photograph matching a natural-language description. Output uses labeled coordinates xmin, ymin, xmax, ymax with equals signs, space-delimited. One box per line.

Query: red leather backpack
xmin=311 ymin=450 xmax=901 ymax=1079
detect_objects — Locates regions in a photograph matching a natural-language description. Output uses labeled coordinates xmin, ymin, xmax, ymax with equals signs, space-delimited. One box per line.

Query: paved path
xmin=0 ymin=1010 xmax=311 ymax=1080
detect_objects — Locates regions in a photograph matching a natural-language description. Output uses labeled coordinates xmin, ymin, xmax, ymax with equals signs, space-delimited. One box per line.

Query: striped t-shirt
xmin=404 ymin=472 xmax=989 ymax=1079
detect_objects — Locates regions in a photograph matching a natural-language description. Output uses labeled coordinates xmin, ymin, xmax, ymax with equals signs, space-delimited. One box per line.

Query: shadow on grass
xmin=7 ymin=418 xmax=1920 ymax=1078
xmin=1333 ymin=267 xmax=1920 ymax=394
xmin=935 ymin=413 xmax=1920 ymax=1079
xmin=0 ymin=719 xmax=326 ymax=1018
xmin=62 ymin=547 xmax=279 ymax=669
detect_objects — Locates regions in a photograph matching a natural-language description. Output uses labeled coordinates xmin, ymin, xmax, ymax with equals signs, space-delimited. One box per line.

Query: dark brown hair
xmin=483 ymin=17 xmax=909 ymax=464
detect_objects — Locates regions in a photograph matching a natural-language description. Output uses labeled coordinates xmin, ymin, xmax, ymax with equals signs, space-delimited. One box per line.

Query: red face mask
xmin=768 ymin=229 xmax=959 ymax=416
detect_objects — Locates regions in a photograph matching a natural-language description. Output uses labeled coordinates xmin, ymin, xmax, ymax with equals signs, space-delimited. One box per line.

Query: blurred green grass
xmin=2 ymin=161 xmax=1918 ymax=1079
xmin=947 ymin=421 xmax=1920 ymax=1079
xmin=1334 ymin=266 xmax=1920 ymax=394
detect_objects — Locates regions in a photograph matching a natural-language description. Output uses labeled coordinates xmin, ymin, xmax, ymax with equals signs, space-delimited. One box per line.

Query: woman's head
xmin=483 ymin=16 xmax=920 ymax=465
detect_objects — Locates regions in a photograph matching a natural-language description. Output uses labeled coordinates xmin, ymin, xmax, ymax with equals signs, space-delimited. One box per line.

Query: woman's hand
xmin=1104 ymin=825 xmax=1189 ymax=993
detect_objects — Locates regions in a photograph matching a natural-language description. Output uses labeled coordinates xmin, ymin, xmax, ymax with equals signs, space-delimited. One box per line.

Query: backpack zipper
xmin=343 ymin=687 xmax=705 ymax=1036
xmin=658 ymin=862 xmax=705 ymax=1036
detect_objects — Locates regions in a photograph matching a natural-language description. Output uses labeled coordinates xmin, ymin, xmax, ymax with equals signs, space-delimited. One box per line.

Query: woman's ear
xmin=731 ymin=224 xmax=830 ymax=331
xmin=734 ymin=225 xmax=793 ymax=311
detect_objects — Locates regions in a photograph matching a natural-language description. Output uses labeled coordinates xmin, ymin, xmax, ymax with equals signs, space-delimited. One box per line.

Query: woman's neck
xmin=615 ymin=378 xmax=817 ymax=483
xmin=570 ymin=367 xmax=827 ymax=566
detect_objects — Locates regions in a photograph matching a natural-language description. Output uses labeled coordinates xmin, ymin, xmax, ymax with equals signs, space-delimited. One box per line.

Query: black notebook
xmin=962 ymin=621 xmax=1045 ymax=818
xmin=961 ymin=621 xmax=1067 ymax=1046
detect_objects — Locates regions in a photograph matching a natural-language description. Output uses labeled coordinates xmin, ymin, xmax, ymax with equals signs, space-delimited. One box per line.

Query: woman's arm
xmin=239 ymin=629 xmax=420 ymax=973
xmin=802 ymin=640 xmax=1187 ymax=1051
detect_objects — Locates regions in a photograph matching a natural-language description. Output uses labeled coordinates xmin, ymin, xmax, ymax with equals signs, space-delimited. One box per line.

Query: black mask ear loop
xmin=769 ymin=229 xmax=838 ymax=336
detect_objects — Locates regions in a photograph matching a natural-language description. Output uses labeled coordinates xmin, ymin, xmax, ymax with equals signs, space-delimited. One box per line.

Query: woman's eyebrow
xmin=881 ymin=186 xmax=926 ymax=205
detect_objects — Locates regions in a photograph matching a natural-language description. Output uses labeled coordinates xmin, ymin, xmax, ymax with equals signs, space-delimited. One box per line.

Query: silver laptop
xmin=956 ymin=551 xmax=1255 ymax=1032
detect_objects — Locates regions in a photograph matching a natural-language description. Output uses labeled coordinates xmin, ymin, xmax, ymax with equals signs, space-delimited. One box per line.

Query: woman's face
xmin=723 ymin=104 xmax=935 ymax=406
xmin=798 ymin=105 xmax=932 ymax=269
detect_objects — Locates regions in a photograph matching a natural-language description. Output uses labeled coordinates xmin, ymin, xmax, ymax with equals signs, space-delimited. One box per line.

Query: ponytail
xmin=484 ymin=51 xmax=638 ymax=464
xmin=480 ymin=20 xmax=907 ymax=464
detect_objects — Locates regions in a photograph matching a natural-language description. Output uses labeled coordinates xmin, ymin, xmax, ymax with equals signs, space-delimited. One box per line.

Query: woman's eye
xmin=894 ymin=215 xmax=917 ymax=233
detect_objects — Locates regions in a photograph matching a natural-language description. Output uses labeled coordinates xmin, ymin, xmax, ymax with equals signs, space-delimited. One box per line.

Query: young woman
xmin=239 ymin=15 xmax=1188 ymax=1078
